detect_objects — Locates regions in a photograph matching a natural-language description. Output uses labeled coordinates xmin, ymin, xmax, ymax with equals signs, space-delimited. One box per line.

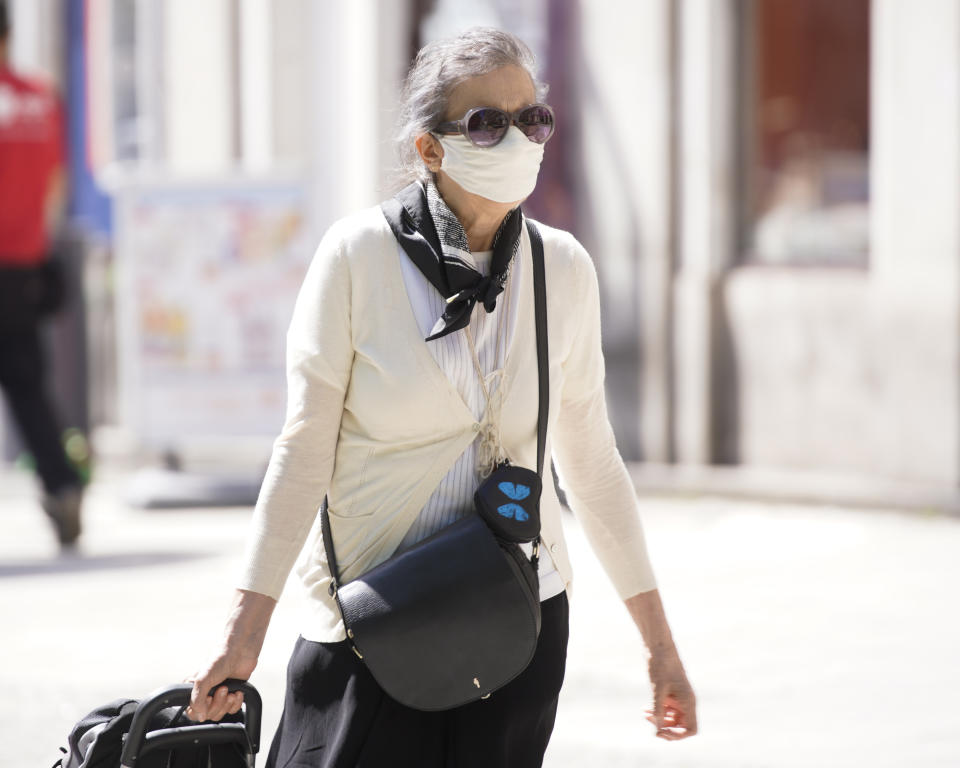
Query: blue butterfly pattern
xmin=497 ymin=482 xmax=531 ymax=522
xmin=498 ymin=482 xmax=530 ymax=500
xmin=497 ymin=503 xmax=529 ymax=522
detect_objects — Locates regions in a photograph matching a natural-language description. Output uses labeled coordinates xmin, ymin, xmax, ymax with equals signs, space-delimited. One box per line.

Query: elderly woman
xmin=188 ymin=28 xmax=696 ymax=766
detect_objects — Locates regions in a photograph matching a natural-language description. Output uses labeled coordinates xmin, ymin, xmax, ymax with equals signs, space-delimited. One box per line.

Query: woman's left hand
xmin=644 ymin=649 xmax=698 ymax=740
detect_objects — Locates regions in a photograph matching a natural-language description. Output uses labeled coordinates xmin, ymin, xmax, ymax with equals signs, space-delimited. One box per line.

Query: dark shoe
xmin=42 ymin=486 xmax=83 ymax=548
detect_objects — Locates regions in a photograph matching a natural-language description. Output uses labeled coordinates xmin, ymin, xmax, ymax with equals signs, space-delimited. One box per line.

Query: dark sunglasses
xmin=434 ymin=103 xmax=555 ymax=148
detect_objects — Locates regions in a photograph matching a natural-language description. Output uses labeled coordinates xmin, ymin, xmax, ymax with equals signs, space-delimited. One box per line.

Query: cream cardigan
xmin=238 ymin=204 xmax=657 ymax=642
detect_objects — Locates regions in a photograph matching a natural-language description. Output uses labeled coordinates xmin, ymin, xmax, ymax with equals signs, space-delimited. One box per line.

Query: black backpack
xmin=52 ymin=681 xmax=260 ymax=768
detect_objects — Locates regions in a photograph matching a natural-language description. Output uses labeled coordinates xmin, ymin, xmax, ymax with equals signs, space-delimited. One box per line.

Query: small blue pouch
xmin=474 ymin=462 xmax=542 ymax=543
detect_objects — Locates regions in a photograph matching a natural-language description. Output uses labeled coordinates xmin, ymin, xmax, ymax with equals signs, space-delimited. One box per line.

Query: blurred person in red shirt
xmin=0 ymin=0 xmax=83 ymax=548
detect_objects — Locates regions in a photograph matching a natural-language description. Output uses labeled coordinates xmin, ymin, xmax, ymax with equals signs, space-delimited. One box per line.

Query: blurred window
xmin=742 ymin=0 xmax=870 ymax=267
xmin=112 ymin=0 xmax=139 ymax=164
xmin=93 ymin=0 xmax=311 ymax=175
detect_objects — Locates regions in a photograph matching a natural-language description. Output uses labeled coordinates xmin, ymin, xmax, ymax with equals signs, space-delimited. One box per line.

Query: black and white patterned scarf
xmin=420 ymin=181 xmax=522 ymax=341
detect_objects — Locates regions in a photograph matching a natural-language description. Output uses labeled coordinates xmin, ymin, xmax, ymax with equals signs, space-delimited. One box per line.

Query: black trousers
xmin=266 ymin=592 xmax=570 ymax=768
xmin=0 ymin=320 xmax=79 ymax=494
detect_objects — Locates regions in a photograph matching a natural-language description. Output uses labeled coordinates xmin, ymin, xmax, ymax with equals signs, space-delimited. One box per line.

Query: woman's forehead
xmin=444 ymin=65 xmax=536 ymax=119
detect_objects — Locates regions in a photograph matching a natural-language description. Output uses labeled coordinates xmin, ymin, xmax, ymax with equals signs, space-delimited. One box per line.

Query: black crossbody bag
xmin=319 ymin=220 xmax=549 ymax=712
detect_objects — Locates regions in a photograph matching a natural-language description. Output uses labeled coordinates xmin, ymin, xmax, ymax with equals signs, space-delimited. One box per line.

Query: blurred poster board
xmin=114 ymin=179 xmax=313 ymax=460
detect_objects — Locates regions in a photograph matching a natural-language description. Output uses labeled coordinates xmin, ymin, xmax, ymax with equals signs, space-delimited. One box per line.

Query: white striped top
xmin=395 ymin=241 xmax=565 ymax=602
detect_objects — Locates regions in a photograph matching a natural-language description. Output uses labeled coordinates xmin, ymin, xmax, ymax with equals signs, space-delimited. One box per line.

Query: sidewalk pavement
xmin=2 ymin=465 xmax=959 ymax=768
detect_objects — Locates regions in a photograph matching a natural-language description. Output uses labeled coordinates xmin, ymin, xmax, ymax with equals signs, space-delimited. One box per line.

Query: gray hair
xmin=395 ymin=27 xmax=547 ymax=183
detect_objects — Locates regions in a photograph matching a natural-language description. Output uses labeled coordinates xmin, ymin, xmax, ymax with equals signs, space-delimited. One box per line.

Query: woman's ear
xmin=415 ymin=133 xmax=444 ymax=174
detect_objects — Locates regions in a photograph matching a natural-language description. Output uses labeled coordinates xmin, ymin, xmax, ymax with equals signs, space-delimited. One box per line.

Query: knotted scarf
xmin=383 ymin=182 xmax=522 ymax=341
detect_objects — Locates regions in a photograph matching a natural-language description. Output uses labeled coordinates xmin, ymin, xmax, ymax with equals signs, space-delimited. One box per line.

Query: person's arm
xmin=44 ymin=167 xmax=66 ymax=239
xmin=187 ymin=589 xmax=277 ymax=722
xmin=237 ymin=225 xmax=354 ymax=602
xmin=44 ymin=94 xmax=66 ymax=238
xmin=187 ymin=223 xmax=354 ymax=721
xmin=550 ymin=236 xmax=697 ymax=740
xmin=626 ymin=590 xmax=698 ymax=740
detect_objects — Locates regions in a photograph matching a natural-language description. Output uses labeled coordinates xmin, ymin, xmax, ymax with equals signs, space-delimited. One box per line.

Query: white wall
xmin=163 ymin=0 xmax=234 ymax=174
xmin=724 ymin=270 xmax=879 ymax=474
xmin=868 ymin=0 xmax=960 ymax=482
xmin=723 ymin=0 xmax=960 ymax=484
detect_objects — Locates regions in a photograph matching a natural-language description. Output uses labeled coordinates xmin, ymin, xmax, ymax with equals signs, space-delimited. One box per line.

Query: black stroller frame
xmin=119 ymin=679 xmax=261 ymax=768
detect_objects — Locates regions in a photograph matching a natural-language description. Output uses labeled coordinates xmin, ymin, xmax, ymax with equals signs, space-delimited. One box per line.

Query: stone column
xmin=870 ymin=0 xmax=960 ymax=483
xmin=307 ymin=0 xmax=412 ymax=234
xmin=673 ymin=0 xmax=738 ymax=464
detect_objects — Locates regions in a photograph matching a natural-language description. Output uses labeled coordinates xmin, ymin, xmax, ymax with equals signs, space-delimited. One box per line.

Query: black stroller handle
xmin=119 ymin=679 xmax=261 ymax=768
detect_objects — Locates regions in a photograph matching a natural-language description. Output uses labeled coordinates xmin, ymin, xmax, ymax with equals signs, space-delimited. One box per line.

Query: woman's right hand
xmin=185 ymin=589 xmax=277 ymax=722
xmin=186 ymin=645 xmax=258 ymax=722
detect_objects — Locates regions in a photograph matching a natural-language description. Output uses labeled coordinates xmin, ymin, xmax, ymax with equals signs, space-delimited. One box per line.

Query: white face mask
xmin=437 ymin=126 xmax=545 ymax=204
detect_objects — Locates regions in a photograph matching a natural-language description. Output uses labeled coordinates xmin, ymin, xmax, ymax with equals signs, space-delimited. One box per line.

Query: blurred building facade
xmin=575 ymin=0 xmax=960 ymax=493
xmin=3 ymin=0 xmax=959 ymax=495
xmin=642 ymin=0 xmax=959 ymax=490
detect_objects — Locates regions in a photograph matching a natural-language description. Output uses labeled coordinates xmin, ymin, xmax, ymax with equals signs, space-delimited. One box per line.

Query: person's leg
xmin=445 ymin=592 xmax=571 ymax=768
xmin=266 ymin=635 xmax=446 ymax=768
xmin=0 ymin=323 xmax=80 ymax=493
xmin=0 ymin=322 xmax=82 ymax=544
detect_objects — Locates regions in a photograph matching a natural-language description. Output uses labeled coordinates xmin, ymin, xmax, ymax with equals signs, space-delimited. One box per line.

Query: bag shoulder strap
xmin=527 ymin=219 xmax=548 ymax=479
xmin=321 ymin=216 xmax=549 ymax=589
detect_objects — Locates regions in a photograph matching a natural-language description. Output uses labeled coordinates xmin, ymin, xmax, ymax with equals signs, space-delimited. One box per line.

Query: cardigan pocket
xmin=331 ymin=445 xmax=378 ymax=518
